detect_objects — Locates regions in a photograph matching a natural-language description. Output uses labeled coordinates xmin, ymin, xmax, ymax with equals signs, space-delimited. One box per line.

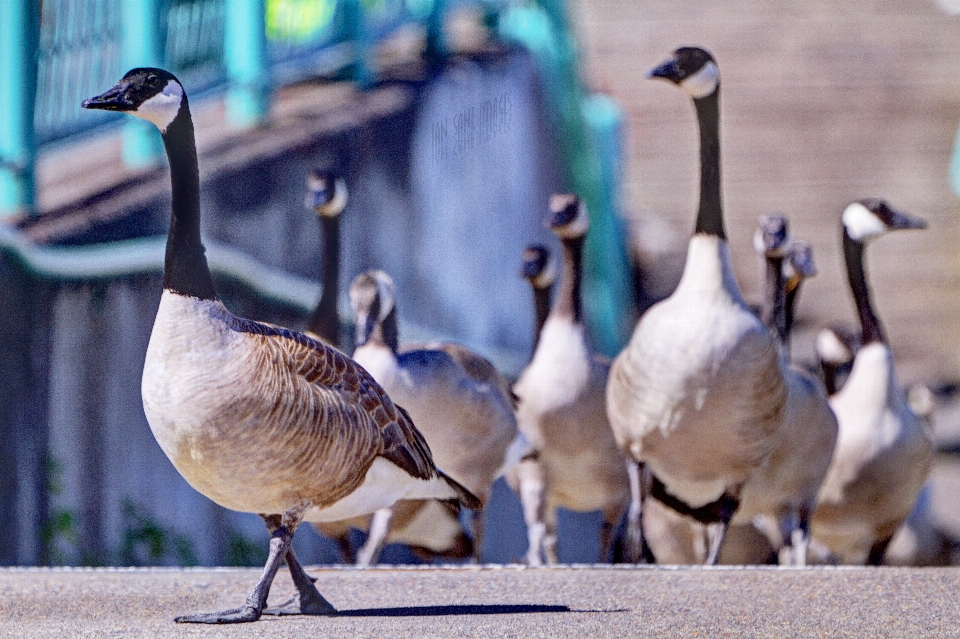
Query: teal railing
xmin=0 ymin=0 xmax=635 ymax=355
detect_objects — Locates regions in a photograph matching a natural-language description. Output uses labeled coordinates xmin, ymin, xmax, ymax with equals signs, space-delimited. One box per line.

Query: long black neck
xmin=761 ymin=253 xmax=787 ymax=345
xmin=528 ymin=279 xmax=553 ymax=358
xmin=380 ymin=307 xmax=399 ymax=353
xmin=842 ymin=230 xmax=885 ymax=345
xmin=307 ymin=215 xmax=341 ymax=345
xmin=784 ymin=280 xmax=801 ymax=339
xmin=161 ymin=100 xmax=217 ymax=300
xmin=552 ymin=236 xmax=584 ymax=324
xmin=693 ymin=90 xmax=725 ymax=239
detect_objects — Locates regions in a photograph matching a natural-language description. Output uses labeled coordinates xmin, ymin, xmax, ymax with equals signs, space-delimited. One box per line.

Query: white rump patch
xmin=842 ymin=202 xmax=887 ymax=242
xmin=131 ymin=80 xmax=184 ymax=133
xmin=680 ymin=61 xmax=719 ymax=99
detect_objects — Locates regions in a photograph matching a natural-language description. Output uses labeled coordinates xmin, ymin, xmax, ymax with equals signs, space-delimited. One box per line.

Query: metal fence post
xmin=121 ymin=0 xmax=165 ymax=168
xmin=0 ymin=0 xmax=39 ymax=219
xmin=225 ymin=0 xmax=269 ymax=128
xmin=340 ymin=0 xmax=372 ymax=87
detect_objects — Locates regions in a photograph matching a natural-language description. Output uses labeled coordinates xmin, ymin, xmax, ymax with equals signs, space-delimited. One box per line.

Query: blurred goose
xmin=348 ymin=270 xmax=519 ymax=564
xmin=606 ymin=47 xmax=787 ymax=565
xmin=512 ymin=194 xmax=631 ymax=565
xmin=82 ymin=69 xmax=480 ymax=623
xmin=726 ymin=216 xmax=838 ymax=566
xmin=811 ymin=198 xmax=933 ymax=565
xmin=305 ymin=169 xmax=348 ymax=347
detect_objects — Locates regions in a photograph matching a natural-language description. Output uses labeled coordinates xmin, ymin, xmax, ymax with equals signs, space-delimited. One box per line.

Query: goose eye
xmin=147 ymin=74 xmax=159 ymax=87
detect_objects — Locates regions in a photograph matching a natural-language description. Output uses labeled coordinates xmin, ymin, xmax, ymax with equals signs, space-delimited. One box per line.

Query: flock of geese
xmin=79 ymin=45 xmax=935 ymax=624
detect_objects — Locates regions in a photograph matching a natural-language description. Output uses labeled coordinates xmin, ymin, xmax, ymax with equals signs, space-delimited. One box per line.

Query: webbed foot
xmin=175 ymin=604 xmax=261 ymax=624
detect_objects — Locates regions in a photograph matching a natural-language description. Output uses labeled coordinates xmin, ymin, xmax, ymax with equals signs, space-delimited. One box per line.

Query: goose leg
xmin=543 ymin=504 xmax=559 ymax=565
xmin=470 ymin=508 xmax=486 ymax=563
xmin=176 ymin=526 xmax=293 ymax=623
xmin=623 ymin=460 xmax=649 ymax=563
xmin=263 ymin=548 xmax=337 ymax=616
xmin=355 ymin=507 xmax=393 ymax=567
xmin=510 ymin=455 xmax=547 ymax=566
xmin=705 ymin=522 xmax=729 ymax=566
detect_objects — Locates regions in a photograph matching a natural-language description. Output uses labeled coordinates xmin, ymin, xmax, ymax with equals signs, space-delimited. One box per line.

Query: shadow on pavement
xmin=336 ymin=604 xmax=577 ymax=617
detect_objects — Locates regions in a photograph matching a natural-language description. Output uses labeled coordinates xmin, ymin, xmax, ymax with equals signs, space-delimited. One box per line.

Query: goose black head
xmin=82 ymin=68 xmax=185 ymax=134
xmin=753 ymin=214 xmax=789 ymax=257
xmin=306 ymin=170 xmax=348 ymax=218
xmin=520 ymin=244 xmax=555 ymax=289
xmin=647 ymin=47 xmax=719 ymax=99
xmin=785 ymin=240 xmax=817 ymax=283
xmin=349 ymin=270 xmax=396 ymax=347
xmin=547 ymin=194 xmax=589 ymax=240
xmin=842 ymin=198 xmax=927 ymax=243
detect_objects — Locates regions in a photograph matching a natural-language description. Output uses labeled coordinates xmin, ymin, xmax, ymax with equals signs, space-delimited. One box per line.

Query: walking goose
xmin=606 ymin=47 xmax=788 ymax=565
xmin=305 ymin=169 xmax=348 ymax=347
xmin=811 ymin=198 xmax=933 ymax=565
xmin=347 ymin=269 xmax=519 ymax=564
xmin=727 ymin=216 xmax=838 ymax=566
xmin=512 ymin=194 xmax=631 ymax=565
xmin=82 ymin=68 xmax=480 ymax=624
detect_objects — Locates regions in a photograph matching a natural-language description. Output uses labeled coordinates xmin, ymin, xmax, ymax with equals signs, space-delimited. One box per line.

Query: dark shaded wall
xmin=0 ymin=49 xmax=573 ymax=566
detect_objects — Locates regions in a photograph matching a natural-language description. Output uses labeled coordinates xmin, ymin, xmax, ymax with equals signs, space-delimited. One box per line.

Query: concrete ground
xmin=3 ymin=564 xmax=960 ymax=638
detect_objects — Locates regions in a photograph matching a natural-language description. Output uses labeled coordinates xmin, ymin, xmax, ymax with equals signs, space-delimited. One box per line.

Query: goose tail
xmin=439 ymin=470 xmax=483 ymax=511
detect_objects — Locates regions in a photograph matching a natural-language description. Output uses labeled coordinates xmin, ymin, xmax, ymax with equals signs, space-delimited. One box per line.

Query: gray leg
xmin=471 ymin=508 xmax=486 ymax=564
xmin=176 ymin=527 xmax=292 ymax=623
xmin=263 ymin=547 xmax=337 ymax=616
xmin=705 ymin=521 xmax=729 ymax=566
xmin=355 ymin=507 xmax=393 ymax=567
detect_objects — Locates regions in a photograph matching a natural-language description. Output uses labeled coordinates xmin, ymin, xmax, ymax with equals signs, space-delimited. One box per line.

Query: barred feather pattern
xmin=142 ymin=291 xmax=455 ymax=520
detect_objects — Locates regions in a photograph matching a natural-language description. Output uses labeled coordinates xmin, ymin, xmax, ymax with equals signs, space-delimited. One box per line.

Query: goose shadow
xmin=335 ymin=604 xmax=619 ymax=617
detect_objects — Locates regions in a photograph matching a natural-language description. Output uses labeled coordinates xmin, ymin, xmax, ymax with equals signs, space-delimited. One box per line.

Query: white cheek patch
xmin=680 ymin=61 xmax=719 ymax=99
xmin=532 ymin=258 xmax=557 ymax=289
xmin=553 ymin=202 xmax=590 ymax=239
xmin=373 ymin=272 xmax=396 ymax=321
xmin=816 ymin=329 xmax=853 ymax=365
xmin=131 ymin=80 xmax=184 ymax=133
xmin=842 ymin=202 xmax=887 ymax=241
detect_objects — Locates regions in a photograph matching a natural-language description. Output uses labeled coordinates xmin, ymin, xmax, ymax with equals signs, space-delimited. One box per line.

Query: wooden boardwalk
xmin=577 ymin=0 xmax=960 ymax=386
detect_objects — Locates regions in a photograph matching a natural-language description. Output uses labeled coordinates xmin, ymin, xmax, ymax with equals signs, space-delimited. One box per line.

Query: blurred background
xmin=1 ymin=0 xmax=960 ymax=567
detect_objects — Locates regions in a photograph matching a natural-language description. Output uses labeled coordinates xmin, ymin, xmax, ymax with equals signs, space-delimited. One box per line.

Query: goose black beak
xmin=82 ymin=84 xmax=134 ymax=112
xmin=354 ymin=312 xmax=374 ymax=347
xmin=647 ymin=56 xmax=682 ymax=83
xmin=888 ymin=208 xmax=928 ymax=231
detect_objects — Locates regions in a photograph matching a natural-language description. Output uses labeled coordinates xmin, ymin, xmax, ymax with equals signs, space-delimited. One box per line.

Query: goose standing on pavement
xmin=512 ymin=194 xmax=631 ymax=565
xmin=606 ymin=47 xmax=788 ymax=565
xmin=348 ymin=270 xmax=519 ymax=564
xmin=811 ymin=198 xmax=933 ymax=565
xmin=82 ymin=68 xmax=480 ymax=623
xmin=727 ymin=216 xmax=838 ymax=566
xmin=305 ymin=169 xmax=348 ymax=347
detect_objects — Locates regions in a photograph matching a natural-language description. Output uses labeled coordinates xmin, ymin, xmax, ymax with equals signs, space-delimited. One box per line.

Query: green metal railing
xmin=1 ymin=0 xmax=635 ymax=355
xmin=0 ymin=0 xmax=436 ymax=215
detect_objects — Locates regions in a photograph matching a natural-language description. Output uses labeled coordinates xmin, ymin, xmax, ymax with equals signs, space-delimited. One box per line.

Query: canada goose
xmin=783 ymin=240 xmax=816 ymax=344
xmin=726 ymin=216 xmax=838 ymax=567
xmin=347 ymin=269 xmax=519 ymax=564
xmin=82 ymin=69 xmax=480 ymax=624
xmin=811 ymin=198 xmax=933 ymax=565
xmin=305 ymin=169 xmax=348 ymax=347
xmin=606 ymin=47 xmax=788 ymax=565
xmin=512 ymin=194 xmax=631 ymax=566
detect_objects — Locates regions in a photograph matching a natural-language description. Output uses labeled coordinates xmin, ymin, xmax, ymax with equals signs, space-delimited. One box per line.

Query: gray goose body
xmin=512 ymin=195 xmax=630 ymax=565
xmin=83 ymin=68 xmax=478 ymax=624
xmin=724 ymin=219 xmax=838 ymax=567
xmin=349 ymin=270 xmax=520 ymax=563
xmin=811 ymin=199 xmax=933 ymax=565
xmin=606 ymin=48 xmax=787 ymax=565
